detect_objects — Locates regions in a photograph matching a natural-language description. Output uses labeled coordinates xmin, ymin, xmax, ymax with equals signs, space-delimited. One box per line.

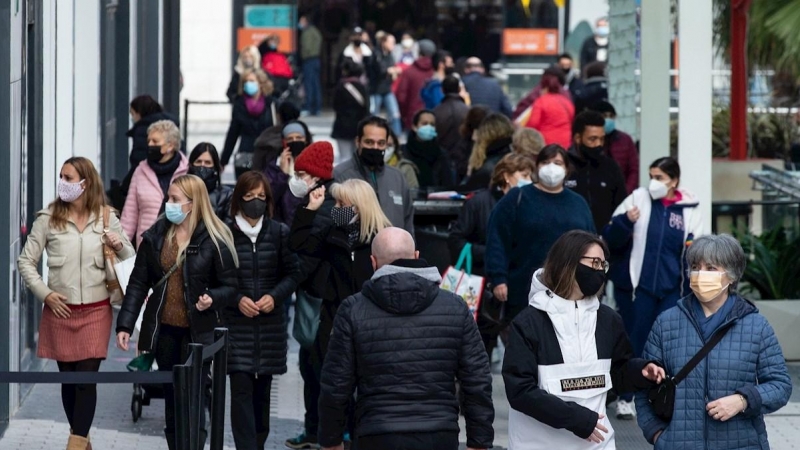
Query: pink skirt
xmin=37 ymin=300 xmax=112 ymax=362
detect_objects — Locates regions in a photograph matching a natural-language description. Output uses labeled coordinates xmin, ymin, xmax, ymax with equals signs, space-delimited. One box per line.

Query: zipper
xmin=151 ymin=280 xmax=169 ymax=348
xmin=252 ymin=239 xmax=261 ymax=375
xmin=651 ymin=207 xmax=667 ymax=294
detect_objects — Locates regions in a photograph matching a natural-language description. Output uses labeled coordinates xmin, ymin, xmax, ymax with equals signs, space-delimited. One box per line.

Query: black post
xmin=188 ymin=343 xmax=204 ymax=450
xmin=173 ymin=365 xmax=191 ymax=450
xmin=210 ymin=328 xmax=229 ymax=450
xmin=183 ymin=98 xmax=189 ymax=145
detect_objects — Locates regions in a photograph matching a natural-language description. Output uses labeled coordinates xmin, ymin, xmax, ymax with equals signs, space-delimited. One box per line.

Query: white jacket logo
xmin=560 ymin=374 xmax=606 ymax=392
xmin=669 ymin=212 xmax=685 ymax=230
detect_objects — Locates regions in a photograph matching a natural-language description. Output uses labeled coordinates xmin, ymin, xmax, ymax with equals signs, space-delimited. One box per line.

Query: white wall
xmin=55 ymin=0 xmax=75 ymax=169
xmin=72 ymin=0 xmax=102 ymax=163
xmin=42 ymin=0 xmax=57 ymax=203
xmin=569 ymin=0 xmax=609 ymax=31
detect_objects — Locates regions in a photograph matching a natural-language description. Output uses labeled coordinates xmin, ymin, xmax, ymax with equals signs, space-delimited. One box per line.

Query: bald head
xmin=465 ymin=57 xmax=484 ymax=74
xmin=371 ymin=227 xmax=416 ymax=268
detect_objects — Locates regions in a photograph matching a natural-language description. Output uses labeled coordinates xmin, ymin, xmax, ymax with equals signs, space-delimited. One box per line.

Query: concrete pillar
xmin=73 ymin=0 xmax=102 ymax=163
xmin=639 ymin=0 xmax=671 ymax=184
xmin=608 ymin=0 xmax=639 ymax=144
xmin=678 ymin=0 xmax=713 ymax=233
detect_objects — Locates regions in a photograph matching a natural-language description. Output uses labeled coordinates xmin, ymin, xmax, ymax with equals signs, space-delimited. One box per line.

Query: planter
xmin=754 ymin=300 xmax=800 ymax=361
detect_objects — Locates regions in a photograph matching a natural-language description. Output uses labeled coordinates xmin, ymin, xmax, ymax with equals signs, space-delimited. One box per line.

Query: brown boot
xmin=66 ymin=434 xmax=89 ymax=450
xmin=86 ymin=435 xmax=93 ymax=450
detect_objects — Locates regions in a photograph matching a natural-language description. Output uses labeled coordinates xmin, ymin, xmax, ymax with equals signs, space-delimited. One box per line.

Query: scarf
xmin=148 ymin=152 xmax=182 ymax=198
xmin=235 ymin=213 xmax=263 ymax=243
xmin=245 ymin=95 xmax=267 ymax=117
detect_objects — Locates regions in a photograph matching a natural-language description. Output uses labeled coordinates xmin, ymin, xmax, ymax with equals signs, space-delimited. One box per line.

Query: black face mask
xmin=287 ymin=141 xmax=307 ymax=158
xmin=189 ymin=166 xmax=219 ymax=192
xmin=240 ymin=198 xmax=268 ymax=219
xmin=575 ymin=264 xmax=606 ymax=297
xmin=352 ymin=39 xmax=363 ymax=47
xmin=358 ymin=148 xmax=385 ymax=169
xmin=580 ymin=144 xmax=604 ymax=160
xmin=444 ymin=66 xmax=457 ymax=76
xmin=147 ymin=145 xmax=164 ymax=163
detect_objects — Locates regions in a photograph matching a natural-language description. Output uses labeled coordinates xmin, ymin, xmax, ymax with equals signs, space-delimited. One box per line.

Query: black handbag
xmin=648 ymin=321 xmax=734 ymax=421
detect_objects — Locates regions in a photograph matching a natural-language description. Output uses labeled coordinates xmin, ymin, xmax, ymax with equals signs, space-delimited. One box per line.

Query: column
xmin=639 ymin=0 xmax=671 ymax=184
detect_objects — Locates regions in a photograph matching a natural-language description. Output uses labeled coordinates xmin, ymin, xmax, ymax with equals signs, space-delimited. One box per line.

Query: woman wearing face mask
xmin=504 ymin=230 xmax=664 ymax=450
xmin=601 ymin=157 xmax=703 ymax=420
xmin=116 ymin=175 xmax=239 ymax=449
xmin=634 ymin=235 xmax=791 ymax=450
xmin=221 ymin=68 xmax=276 ymax=179
xmin=121 ymin=120 xmax=189 ymax=248
xmin=332 ymin=60 xmax=370 ymax=164
xmin=526 ymin=72 xmax=575 ymax=149
xmin=227 ymin=45 xmax=261 ymax=103
xmin=403 ymin=109 xmax=455 ymax=190
xmin=485 ymin=145 xmax=595 ymax=325
xmin=189 ymin=143 xmax=233 ymax=221
xmin=261 ymin=121 xmax=314 ymax=226
xmin=18 ymin=157 xmax=135 ymax=450
xmin=278 ymin=140 xmax=334 ymax=228
xmin=224 ymin=171 xmax=302 ymax=449
xmin=384 ymin=128 xmax=419 ymax=189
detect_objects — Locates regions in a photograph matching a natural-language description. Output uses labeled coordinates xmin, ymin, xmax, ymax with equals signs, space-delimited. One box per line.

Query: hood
xmin=674 ymin=188 xmax=700 ymax=207
xmin=412 ymin=56 xmax=433 ymax=71
xmin=127 ymin=111 xmax=178 ymax=136
xmin=362 ymin=259 xmax=441 ymax=315
xmin=528 ymin=268 xmax=600 ymax=314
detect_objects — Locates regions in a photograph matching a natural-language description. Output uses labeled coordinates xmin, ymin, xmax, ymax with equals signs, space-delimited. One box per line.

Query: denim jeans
xmin=302 ymin=58 xmax=322 ymax=115
xmin=370 ymin=92 xmax=403 ymax=136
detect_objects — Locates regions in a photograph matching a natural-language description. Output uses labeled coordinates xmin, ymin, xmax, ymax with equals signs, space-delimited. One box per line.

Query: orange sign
xmin=503 ymin=29 xmax=559 ymax=55
xmin=237 ymin=28 xmax=295 ymax=53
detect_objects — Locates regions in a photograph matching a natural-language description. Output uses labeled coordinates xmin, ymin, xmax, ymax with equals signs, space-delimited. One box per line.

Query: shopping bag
xmin=114 ymin=256 xmax=136 ymax=295
xmin=514 ymin=104 xmax=533 ymax=127
xmin=126 ymin=352 xmax=155 ymax=372
xmin=440 ymin=243 xmax=484 ymax=321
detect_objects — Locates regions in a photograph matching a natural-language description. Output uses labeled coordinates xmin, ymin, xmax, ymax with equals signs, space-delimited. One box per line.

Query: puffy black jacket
xmin=208 ymin=185 xmax=233 ymax=221
xmin=567 ymin=147 xmax=628 ymax=233
xmin=221 ymin=95 xmax=275 ymax=167
xmin=447 ymin=188 xmax=504 ymax=276
xmin=331 ymin=78 xmax=370 ymax=140
xmin=225 ymin=217 xmax=302 ymax=375
xmin=318 ymin=260 xmax=494 ymax=448
xmin=116 ymin=219 xmax=239 ymax=351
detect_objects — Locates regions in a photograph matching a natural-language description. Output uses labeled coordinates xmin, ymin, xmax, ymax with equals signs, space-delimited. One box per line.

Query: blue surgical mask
xmin=165 ymin=202 xmax=190 ymax=225
xmin=517 ymin=178 xmax=533 ymax=188
xmin=416 ymin=124 xmax=437 ymax=142
xmin=596 ymin=26 xmax=610 ymax=38
xmin=243 ymin=81 xmax=259 ymax=97
xmin=604 ymin=118 xmax=616 ymax=134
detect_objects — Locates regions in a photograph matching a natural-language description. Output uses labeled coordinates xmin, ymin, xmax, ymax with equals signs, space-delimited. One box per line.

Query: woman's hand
xmin=586 ymin=414 xmax=608 ymax=443
xmin=256 ymin=295 xmax=275 ymax=313
xmin=493 ymin=284 xmax=508 ymax=302
xmin=117 ymin=331 xmax=131 ymax=351
xmin=44 ymin=292 xmax=71 ymax=318
xmin=279 ymin=148 xmax=293 ymax=175
xmin=642 ymin=363 xmax=666 ymax=383
xmin=196 ymin=294 xmax=213 ymax=312
xmin=626 ymin=206 xmax=641 ymax=223
xmin=707 ymin=394 xmax=747 ymax=421
xmin=307 ymin=186 xmax=326 ymax=211
xmin=104 ymin=231 xmax=124 ymax=252
xmin=238 ymin=296 xmax=259 ymax=318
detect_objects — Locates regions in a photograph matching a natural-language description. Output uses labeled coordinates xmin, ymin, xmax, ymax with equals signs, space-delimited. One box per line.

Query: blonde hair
xmin=49 ymin=157 xmax=106 ymax=230
xmin=235 ymin=45 xmax=261 ymax=74
xmin=166 ymin=175 xmax=239 ymax=267
xmin=330 ymin=179 xmax=392 ymax=243
xmin=512 ymin=127 xmax=546 ymax=159
xmin=147 ymin=120 xmax=181 ymax=150
xmin=239 ymin=68 xmax=274 ymax=97
xmin=468 ymin=113 xmax=515 ymax=172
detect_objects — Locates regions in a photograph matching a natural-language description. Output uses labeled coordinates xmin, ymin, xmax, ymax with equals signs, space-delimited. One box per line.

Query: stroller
xmin=127 ymin=352 xmax=165 ymax=423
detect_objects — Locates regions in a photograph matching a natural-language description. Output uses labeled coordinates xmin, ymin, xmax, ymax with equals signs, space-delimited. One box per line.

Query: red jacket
xmin=262 ymin=52 xmax=294 ymax=79
xmin=395 ymin=57 xmax=433 ymax=130
xmin=605 ymin=130 xmax=639 ymax=193
xmin=526 ymin=93 xmax=575 ymax=149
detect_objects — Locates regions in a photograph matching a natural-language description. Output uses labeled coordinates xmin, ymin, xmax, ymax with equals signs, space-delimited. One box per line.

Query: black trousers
xmin=230 ymin=372 xmax=273 ymax=450
xmin=298 ymin=346 xmax=320 ymax=437
xmin=57 ymin=358 xmax=102 ymax=437
xmin=356 ymin=431 xmax=459 ymax=450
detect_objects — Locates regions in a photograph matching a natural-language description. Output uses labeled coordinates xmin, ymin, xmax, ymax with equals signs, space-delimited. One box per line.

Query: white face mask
xmin=289 ymin=175 xmax=311 ymax=198
xmin=538 ymin=163 xmax=566 ymax=188
xmin=401 ymin=38 xmax=414 ymax=49
xmin=384 ymin=146 xmax=396 ymax=163
xmin=648 ymin=179 xmax=670 ymax=200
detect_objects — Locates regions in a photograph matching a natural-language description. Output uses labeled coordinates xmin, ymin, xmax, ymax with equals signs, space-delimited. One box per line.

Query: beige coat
xmin=18 ymin=208 xmax=135 ymax=305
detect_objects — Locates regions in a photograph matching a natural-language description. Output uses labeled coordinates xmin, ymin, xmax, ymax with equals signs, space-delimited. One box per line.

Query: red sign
xmin=503 ymin=29 xmax=559 ymax=56
xmin=237 ymin=28 xmax=295 ymax=53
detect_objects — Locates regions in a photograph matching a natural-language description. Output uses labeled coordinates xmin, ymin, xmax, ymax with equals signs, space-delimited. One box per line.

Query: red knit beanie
xmin=295 ymin=141 xmax=334 ymax=180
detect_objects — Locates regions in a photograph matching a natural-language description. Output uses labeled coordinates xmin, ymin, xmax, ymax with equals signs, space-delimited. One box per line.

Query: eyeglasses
xmin=581 ymin=257 xmax=609 ymax=273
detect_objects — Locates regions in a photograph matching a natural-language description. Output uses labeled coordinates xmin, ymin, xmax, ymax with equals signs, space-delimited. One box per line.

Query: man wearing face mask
xmin=590 ymin=101 xmax=638 ymax=194
xmin=580 ymin=17 xmax=610 ymax=70
xmin=334 ymin=116 xmax=415 ymax=235
xmin=566 ymin=111 xmax=627 ymax=234
xmin=421 ymin=50 xmax=455 ymax=109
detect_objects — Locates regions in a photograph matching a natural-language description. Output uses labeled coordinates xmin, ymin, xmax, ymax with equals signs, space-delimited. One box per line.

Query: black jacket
xmin=573 ymin=77 xmax=609 ymax=113
xmin=450 ymin=137 xmax=474 ymax=184
xmin=368 ymin=50 xmax=395 ymax=95
xmin=580 ymin=38 xmax=608 ymax=70
xmin=447 ymin=188 xmax=503 ymax=276
xmin=318 ymin=260 xmax=494 ymax=448
xmin=226 ymin=71 xmax=241 ymax=103
xmin=208 ymin=185 xmax=233 ymax=221
xmin=433 ymin=93 xmax=470 ymax=153
xmin=221 ymin=95 xmax=275 ymax=167
xmin=331 ymin=78 xmax=370 ymax=140
xmin=225 ymin=217 xmax=302 ymax=375
xmin=403 ymin=133 xmax=455 ymax=190
xmin=460 ymin=137 xmax=512 ymax=193
xmin=567 ymin=148 xmax=628 ymax=233
xmin=116 ymin=219 xmax=239 ymax=351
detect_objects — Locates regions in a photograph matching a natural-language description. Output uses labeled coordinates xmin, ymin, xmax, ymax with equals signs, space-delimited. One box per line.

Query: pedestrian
xmin=462 ymin=57 xmax=513 ymax=117
xmin=526 ymin=71 xmax=575 ymax=149
xmin=121 ymin=119 xmax=189 ymax=248
xmin=485 ymin=144 xmax=596 ymax=325
xmin=334 ymin=116 xmax=415 ymax=234
xmin=602 ymin=157 xmax=703 ymax=419
xmin=573 ymin=62 xmax=608 ymax=113
xmin=512 ymin=66 xmax=572 ymax=122
xmin=420 ymin=50 xmax=454 ymax=109
xmin=590 ymin=100 xmax=639 ymax=193
xmin=188 ymin=143 xmax=233 ymax=221
xmin=385 ymin=128 xmax=420 ymax=189
xmin=225 ymin=171 xmax=302 ymax=449
xmin=337 ymin=27 xmax=373 ymax=83
xmin=395 ymin=39 xmax=436 ymax=130
xmin=462 ymin=113 xmax=514 ymax=192
xmin=318 ymin=227 xmax=495 ymax=450
xmin=298 ymin=14 xmax=323 ymax=117
xmin=512 ymin=127 xmax=546 ymax=163
xmin=116 ymin=174 xmax=239 ymax=449
xmin=567 ymin=111 xmax=627 ymax=233
xmin=332 ymin=60 xmax=370 ymax=164
xmin=259 ymin=34 xmax=294 ymax=97
xmin=635 ymin=235 xmax=792 ymax=449
xmin=503 ymin=230 xmax=665 ymax=450
xmin=227 ymin=45 xmax=261 ymax=103
xmin=392 ymin=32 xmax=418 ymax=67
xmin=221 ymin=68 xmax=275 ymax=179
xmin=451 ymin=106 xmax=490 ymax=185
xmin=557 ymin=53 xmax=583 ymax=96
xmin=580 ymin=18 xmax=610 ymax=69
xmin=433 ymin=75 xmax=470 ymax=155
xmin=18 ymin=157 xmax=135 ymax=450
xmin=252 ymin=101 xmax=301 ymax=172
xmin=403 ymin=109 xmax=454 ymax=189
xmin=266 ymin=121 xmax=316 ymax=227
xmin=368 ymin=33 xmax=403 ymax=136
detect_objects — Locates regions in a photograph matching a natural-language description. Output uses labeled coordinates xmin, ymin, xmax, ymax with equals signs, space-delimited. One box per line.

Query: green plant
xmin=734 ymin=225 xmax=800 ymax=299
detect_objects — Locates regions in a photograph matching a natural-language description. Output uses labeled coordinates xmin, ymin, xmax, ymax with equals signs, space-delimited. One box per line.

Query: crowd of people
xmin=17 ymin=16 xmax=794 ymax=450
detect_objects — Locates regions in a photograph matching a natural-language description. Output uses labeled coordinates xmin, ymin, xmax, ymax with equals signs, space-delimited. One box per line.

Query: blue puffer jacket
xmin=635 ymin=295 xmax=792 ymax=450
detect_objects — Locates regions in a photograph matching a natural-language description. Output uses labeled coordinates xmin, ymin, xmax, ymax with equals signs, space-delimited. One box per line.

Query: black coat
xmin=460 ymin=137 xmax=512 ymax=193
xmin=331 ymin=78 xmax=369 ymax=140
xmin=208 ymin=185 xmax=233 ymax=221
xmin=225 ymin=218 xmax=302 ymax=375
xmin=567 ymin=148 xmax=628 ymax=233
xmin=368 ymin=50 xmax=395 ymax=95
xmin=116 ymin=219 xmax=239 ymax=351
xmin=573 ymin=77 xmax=609 ymax=113
xmin=447 ymin=188 xmax=503 ymax=276
xmin=318 ymin=260 xmax=494 ymax=448
xmin=221 ymin=96 xmax=275 ymax=167
xmin=403 ymin=133 xmax=455 ymax=190
xmin=433 ymin=93 xmax=470 ymax=153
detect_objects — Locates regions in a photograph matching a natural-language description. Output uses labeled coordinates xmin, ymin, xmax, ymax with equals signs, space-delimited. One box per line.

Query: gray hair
xmin=686 ymin=234 xmax=746 ymax=289
xmin=147 ymin=120 xmax=181 ymax=150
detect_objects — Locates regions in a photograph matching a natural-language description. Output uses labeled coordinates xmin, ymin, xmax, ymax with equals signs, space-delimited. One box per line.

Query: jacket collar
xmin=677 ymin=293 xmax=757 ymax=335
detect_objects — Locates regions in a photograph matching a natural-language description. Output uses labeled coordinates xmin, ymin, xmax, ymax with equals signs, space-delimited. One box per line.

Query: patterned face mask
xmin=57 ymin=179 xmax=85 ymax=203
xmin=331 ymin=206 xmax=358 ymax=228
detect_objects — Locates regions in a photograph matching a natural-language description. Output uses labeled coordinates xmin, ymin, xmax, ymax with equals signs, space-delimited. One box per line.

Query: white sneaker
xmin=616 ymin=399 xmax=636 ymax=420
